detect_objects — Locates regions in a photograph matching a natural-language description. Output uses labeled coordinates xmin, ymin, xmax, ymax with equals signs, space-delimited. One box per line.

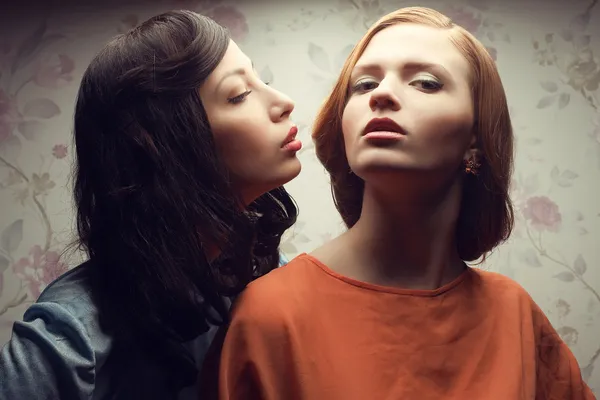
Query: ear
xmin=463 ymin=134 xmax=480 ymax=162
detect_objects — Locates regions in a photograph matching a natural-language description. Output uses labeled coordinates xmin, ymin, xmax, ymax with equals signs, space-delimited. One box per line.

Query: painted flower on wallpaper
xmin=33 ymin=54 xmax=75 ymax=88
xmin=0 ymin=19 xmax=70 ymax=313
xmin=559 ymin=48 xmax=600 ymax=92
xmin=442 ymin=5 xmax=482 ymax=34
xmin=336 ymin=0 xmax=385 ymax=31
xmin=0 ymin=89 xmax=21 ymax=145
xmin=31 ymin=173 xmax=56 ymax=196
xmin=557 ymin=326 xmax=579 ymax=347
xmin=52 ymin=144 xmax=67 ymax=159
xmin=533 ymin=38 xmax=557 ymax=67
xmin=354 ymin=0 xmax=384 ymax=28
xmin=509 ymin=169 xmax=573 ymax=240
xmin=439 ymin=5 xmax=504 ymax=62
xmin=207 ymin=6 xmax=249 ymax=41
xmin=556 ymin=298 xmax=572 ymax=318
xmin=522 ymin=196 xmax=562 ymax=232
xmin=486 ymin=46 xmax=497 ymax=61
xmin=533 ymin=9 xmax=600 ymax=112
xmin=2 ymin=172 xmax=56 ymax=206
xmin=12 ymin=245 xmax=68 ymax=299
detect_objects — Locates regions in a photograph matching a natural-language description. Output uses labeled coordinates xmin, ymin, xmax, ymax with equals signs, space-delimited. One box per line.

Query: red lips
xmin=281 ymin=125 xmax=302 ymax=152
xmin=363 ymin=117 xmax=405 ymax=136
xmin=282 ymin=126 xmax=298 ymax=146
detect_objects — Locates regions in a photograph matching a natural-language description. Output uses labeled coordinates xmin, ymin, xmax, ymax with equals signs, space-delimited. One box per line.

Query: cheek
xmin=341 ymin=102 xmax=360 ymax=152
xmin=212 ymin=118 xmax=279 ymax=180
xmin=212 ymin=126 xmax=240 ymax=156
xmin=447 ymin=109 xmax=474 ymax=145
xmin=414 ymin=99 xmax=474 ymax=145
xmin=341 ymin=112 xmax=350 ymax=145
xmin=425 ymin=113 xmax=474 ymax=165
xmin=212 ymin=127 xmax=256 ymax=176
xmin=213 ymin=118 xmax=262 ymax=153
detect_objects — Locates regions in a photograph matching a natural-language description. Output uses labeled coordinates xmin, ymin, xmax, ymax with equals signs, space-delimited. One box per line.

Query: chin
xmin=353 ymin=163 xmax=440 ymax=187
xmin=351 ymin=160 xmax=408 ymax=176
xmin=350 ymin=150 xmax=423 ymax=176
xmin=246 ymin=159 xmax=302 ymax=202
xmin=268 ymin=159 xmax=302 ymax=194
xmin=277 ymin=157 xmax=302 ymax=185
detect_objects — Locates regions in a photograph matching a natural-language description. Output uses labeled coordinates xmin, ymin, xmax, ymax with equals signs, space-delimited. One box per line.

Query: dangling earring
xmin=464 ymin=157 xmax=481 ymax=175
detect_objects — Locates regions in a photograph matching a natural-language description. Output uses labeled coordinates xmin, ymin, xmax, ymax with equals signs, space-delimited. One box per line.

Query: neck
xmin=343 ymin=175 xmax=466 ymax=289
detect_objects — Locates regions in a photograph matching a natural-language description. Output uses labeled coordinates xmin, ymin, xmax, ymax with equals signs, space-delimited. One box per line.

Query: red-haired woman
xmin=215 ymin=6 xmax=593 ymax=400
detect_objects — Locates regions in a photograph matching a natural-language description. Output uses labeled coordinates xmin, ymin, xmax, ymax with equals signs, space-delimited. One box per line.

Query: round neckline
xmin=299 ymin=253 xmax=471 ymax=297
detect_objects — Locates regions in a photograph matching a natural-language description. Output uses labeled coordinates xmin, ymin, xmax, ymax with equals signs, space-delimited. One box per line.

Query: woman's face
xmin=200 ymin=40 xmax=301 ymax=205
xmin=341 ymin=23 xmax=476 ymax=184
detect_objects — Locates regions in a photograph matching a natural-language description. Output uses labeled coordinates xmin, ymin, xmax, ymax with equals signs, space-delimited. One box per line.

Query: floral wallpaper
xmin=0 ymin=0 xmax=599 ymax=394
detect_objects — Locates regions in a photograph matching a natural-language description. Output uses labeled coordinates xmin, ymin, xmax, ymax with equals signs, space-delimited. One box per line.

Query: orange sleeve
xmin=533 ymin=306 xmax=595 ymax=399
xmin=218 ymin=286 xmax=301 ymax=400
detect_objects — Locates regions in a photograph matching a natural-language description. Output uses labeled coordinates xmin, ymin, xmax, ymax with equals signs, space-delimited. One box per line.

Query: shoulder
xmin=230 ymin=254 xmax=317 ymax=327
xmin=470 ymin=268 xmax=560 ymax=332
xmin=31 ymin=261 xmax=101 ymax=329
xmin=243 ymin=254 xmax=317 ymax=299
xmin=469 ymin=267 xmax=535 ymax=301
xmin=466 ymin=267 xmax=556 ymax=325
xmin=0 ymin=262 xmax=104 ymax=398
xmin=36 ymin=260 xmax=95 ymax=308
xmin=21 ymin=260 xmax=113 ymax=362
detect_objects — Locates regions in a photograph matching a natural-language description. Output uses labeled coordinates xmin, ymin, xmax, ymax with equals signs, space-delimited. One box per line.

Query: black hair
xmin=71 ymin=10 xmax=297 ymax=390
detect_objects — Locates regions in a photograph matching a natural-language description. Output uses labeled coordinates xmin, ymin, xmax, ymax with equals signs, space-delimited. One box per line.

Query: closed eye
xmin=228 ymin=90 xmax=252 ymax=104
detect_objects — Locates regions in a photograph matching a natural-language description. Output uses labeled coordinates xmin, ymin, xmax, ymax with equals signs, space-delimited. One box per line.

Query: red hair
xmin=312 ymin=7 xmax=514 ymax=261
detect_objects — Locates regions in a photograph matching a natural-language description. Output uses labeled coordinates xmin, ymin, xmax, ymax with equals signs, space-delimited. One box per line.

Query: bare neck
xmin=314 ymin=177 xmax=467 ymax=290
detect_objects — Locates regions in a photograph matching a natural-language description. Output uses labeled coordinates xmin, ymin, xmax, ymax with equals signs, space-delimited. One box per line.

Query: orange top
xmin=217 ymin=254 xmax=595 ymax=400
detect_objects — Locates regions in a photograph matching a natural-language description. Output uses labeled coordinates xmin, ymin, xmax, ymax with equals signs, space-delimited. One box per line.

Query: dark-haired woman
xmin=0 ymin=10 xmax=302 ymax=400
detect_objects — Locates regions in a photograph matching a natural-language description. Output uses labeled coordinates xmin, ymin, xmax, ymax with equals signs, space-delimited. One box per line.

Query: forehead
xmin=203 ymin=40 xmax=250 ymax=86
xmin=355 ymin=23 xmax=470 ymax=78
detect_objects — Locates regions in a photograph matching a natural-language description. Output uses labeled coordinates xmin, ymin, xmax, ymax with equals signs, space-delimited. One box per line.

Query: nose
xmin=369 ymin=79 xmax=401 ymax=112
xmin=270 ymin=88 xmax=295 ymax=122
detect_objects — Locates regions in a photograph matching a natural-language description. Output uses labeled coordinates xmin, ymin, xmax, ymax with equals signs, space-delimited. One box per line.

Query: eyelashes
xmin=226 ymin=76 xmax=271 ymax=105
xmin=227 ymin=90 xmax=252 ymax=104
xmin=416 ymin=79 xmax=444 ymax=91
xmin=350 ymin=80 xmax=378 ymax=93
xmin=350 ymin=78 xmax=444 ymax=94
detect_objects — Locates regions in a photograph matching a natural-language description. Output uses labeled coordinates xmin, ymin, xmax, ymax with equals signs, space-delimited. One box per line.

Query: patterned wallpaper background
xmin=0 ymin=0 xmax=599 ymax=393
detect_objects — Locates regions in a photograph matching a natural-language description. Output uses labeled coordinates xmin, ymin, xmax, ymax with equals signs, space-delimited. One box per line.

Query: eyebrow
xmin=351 ymin=61 xmax=451 ymax=80
xmin=214 ymin=60 xmax=255 ymax=94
